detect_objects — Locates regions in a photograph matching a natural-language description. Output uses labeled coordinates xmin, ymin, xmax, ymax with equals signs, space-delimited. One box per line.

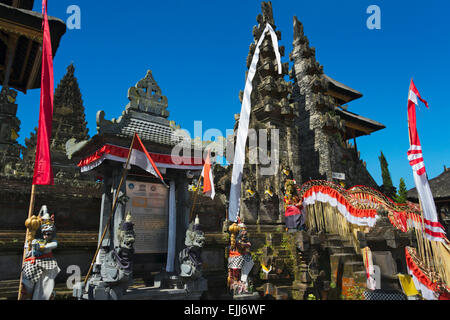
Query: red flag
xmin=131 ymin=133 xmax=167 ymax=187
xmin=201 ymin=150 xmax=215 ymax=199
xmin=33 ymin=0 xmax=54 ymax=185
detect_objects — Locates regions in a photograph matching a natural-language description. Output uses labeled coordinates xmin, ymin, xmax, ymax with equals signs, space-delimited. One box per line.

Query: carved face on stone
xmin=119 ymin=219 xmax=135 ymax=250
xmin=120 ymin=229 xmax=135 ymax=250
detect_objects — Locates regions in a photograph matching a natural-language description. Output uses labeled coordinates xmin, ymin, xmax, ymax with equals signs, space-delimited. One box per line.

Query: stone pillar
xmin=166 ymin=180 xmax=176 ymax=273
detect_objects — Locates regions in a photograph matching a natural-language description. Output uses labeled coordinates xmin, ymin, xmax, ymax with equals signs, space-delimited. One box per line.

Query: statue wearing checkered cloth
xmin=21 ymin=206 xmax=60 ymax=300
xmin=227 ymin=221 xmax=254 ymax=295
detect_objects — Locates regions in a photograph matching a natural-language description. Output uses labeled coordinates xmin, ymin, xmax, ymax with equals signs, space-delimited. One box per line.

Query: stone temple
xmin=1 ymin=1 xmax=448 ymax=301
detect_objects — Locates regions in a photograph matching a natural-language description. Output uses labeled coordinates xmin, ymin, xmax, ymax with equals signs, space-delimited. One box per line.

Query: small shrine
xmin=68 ymin=70 xmax=208 ymax=300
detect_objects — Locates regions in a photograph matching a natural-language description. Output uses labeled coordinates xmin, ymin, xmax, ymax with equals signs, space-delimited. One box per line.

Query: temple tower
xmin=22 ymin=64 xmax=90 ymax=176
xmin=236 ymin=2 xmax=300 ymax=225
xmin=289 ymin=16 xmax=383 ymax=188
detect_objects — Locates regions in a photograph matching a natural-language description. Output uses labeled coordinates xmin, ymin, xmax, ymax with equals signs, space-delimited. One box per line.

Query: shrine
xmin=68 ymin=70 xmax=209 ymax=300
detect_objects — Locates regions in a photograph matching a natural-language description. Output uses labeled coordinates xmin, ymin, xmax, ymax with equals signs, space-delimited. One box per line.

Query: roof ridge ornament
xmin=126 ymin=70 xmax=170 ymax=118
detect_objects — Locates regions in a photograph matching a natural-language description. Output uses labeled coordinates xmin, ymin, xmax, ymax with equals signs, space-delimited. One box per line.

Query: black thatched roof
xmin=0 ymin=0 xmax=34 ymax=10
xmin=324 ymin=74 xmax=363 ymax=104
xmin=0 ymin=2 xmax=66 ymax=92
xmin=408 ymin=168 xmax=450 ymax=200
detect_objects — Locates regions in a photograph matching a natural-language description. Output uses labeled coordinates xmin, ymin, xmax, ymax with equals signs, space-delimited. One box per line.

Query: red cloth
xmin=132 ymin=133 xmax=165 ymax=183
xmin=33 ymin=0 xmax=54 ymax=185
xmin=201 ymin=150 xmax=215 ymax=198
xmin=285 ymin=205 xmax=301 ymax=217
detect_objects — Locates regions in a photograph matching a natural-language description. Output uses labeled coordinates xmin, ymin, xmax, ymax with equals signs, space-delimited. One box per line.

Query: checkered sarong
xmin=228 ymin=255 xmax=244 ymax=269
xmin=22 ymin=258 xmax=59 ymax=283
xmin=228 ymin=254 xmax=253 ymax=269
xmin=364 ymin=289 xmax=406 ymax=300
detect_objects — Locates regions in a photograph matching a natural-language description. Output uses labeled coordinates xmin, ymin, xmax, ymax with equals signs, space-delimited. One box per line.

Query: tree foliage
xmin=379 ymin=151 xmax=396 ymax=198
xmin=394 ymin=178 xmax=408 ymax=204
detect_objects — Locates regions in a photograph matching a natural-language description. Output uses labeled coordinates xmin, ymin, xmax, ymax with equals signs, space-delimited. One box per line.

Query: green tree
xmin=379 ymin=151 xmax=396 ymax=198
xmin=394 ymin=178 xmax=408 ymax=204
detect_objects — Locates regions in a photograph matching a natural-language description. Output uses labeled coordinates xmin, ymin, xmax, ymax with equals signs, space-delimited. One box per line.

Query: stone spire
xmin=51 ymin=63 xmax=89 ymax=155
xmin=23 ymin=64 xmax=90 ymax=174
xmin=289 ymin=16 xmax=378 ymax=188
xmin=236 ymin=1 xmax=300 ymax=225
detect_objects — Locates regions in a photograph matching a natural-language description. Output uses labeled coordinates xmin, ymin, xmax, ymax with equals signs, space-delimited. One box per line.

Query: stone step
xmin=330 ymin=253 xmax=362 ymax=263
xmin=327 ymin=245 xmax=356 ymax=255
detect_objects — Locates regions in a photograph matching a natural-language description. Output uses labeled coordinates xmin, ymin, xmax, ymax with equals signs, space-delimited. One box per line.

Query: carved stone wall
xmin=289 ymin=16 xmax=378 ymax=188
xmin=235 ymin=1 xmax=301 ymax=226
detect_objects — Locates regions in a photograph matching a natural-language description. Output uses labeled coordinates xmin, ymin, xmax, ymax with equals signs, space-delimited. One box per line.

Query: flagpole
xmin=17 ymin=184 xmax=37 ymax=300
xmin=83 ymin=134 xmax=136 ymax=288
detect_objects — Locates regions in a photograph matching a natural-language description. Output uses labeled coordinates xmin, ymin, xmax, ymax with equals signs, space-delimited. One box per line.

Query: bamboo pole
xmin=17 ymin=184 xmax=37 ymax=300
xmin=83 ymin=134 xmax=136 ymax=288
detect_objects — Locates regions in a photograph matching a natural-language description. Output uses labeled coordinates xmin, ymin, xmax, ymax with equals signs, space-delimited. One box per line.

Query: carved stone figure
xmin=179 ymin=216 xmax=205 ymax=279
xmin=21 ymin=205 xmax=60 ymax=300
xmin=75 ymin=212 xmax=135 ymax=300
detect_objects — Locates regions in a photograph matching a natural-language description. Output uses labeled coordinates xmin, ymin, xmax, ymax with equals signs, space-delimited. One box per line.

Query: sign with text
xmin=332 ymin=172 xmax=346 ymax=180
xmin=125 ymin=180 xmax=169 ymax=254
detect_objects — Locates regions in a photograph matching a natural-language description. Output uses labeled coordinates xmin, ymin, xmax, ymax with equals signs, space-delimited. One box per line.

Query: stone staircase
xmin=320 ymin=233 xmax=367 ymax=299
xmin=245 ymin=226 xmax=367 ymax=300
xmin=246 ymin=225 xmax=311 ymax=300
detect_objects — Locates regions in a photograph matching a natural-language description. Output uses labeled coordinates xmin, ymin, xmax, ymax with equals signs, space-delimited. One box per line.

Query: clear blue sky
xmin=15 ymin=0 xmax=450 ymax=191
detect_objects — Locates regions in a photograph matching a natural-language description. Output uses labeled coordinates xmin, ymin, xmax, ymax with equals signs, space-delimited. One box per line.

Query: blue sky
xmin=15 ymin=0 xmax=449 ymax=190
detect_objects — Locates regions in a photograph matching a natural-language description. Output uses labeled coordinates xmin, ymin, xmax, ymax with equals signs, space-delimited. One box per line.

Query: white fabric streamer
xmin=228 ymin=23 xmax=282 ymax=222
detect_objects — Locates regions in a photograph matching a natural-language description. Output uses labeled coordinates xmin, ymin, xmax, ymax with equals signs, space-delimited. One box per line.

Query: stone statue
xmin=227 ymin=220 xmax=254 ymax=295
xmin=21 ymin=205 xmax=60 ymax=300
xmin=74 ymin=212 xmax=135 ymax=300
xmin=179 ymin=216 xmax=205 ymax=279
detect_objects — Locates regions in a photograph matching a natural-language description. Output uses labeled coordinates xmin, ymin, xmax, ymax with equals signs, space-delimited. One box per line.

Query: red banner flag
xmin=201 ymin=150 xmax=215 ymax=199
xmin=33 ymin=0 xmax=54 ymax=185
xmin=131 ymin=133 xmax=167 ymax=187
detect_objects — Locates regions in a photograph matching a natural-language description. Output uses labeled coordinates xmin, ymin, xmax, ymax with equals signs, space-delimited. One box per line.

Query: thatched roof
xmin=408 ymin=168 xmax=450 ymax=200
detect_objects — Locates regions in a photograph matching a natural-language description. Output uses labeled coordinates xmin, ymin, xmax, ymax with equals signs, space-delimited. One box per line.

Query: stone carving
xmin=75 ymin=211 xmax=135 ymax=300
xmin=20 ymin=205 xmax=60 ymax=300
xmin=94 ymin=71 xmax=181 ymax=147
xmin=126 ymin=70 xmax=169 ymax=118
xmin=179 ymin=216 xmax=206 ymax=280
xmin=0 ymin=87 xmax=22 ymax=170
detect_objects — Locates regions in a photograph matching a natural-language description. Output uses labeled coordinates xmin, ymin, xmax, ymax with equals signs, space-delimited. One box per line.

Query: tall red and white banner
xmin=407 ymin=79 xmax=446 ymax=242
xmin=33 ymin=0 xmax=54 ymax=185
xmin=201 ymin=150 xmax=215 ymax=199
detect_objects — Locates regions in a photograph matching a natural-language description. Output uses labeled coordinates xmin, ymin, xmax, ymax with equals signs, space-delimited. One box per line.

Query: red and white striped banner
xmin=407 ymin=80 xmax=446 ymax=242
